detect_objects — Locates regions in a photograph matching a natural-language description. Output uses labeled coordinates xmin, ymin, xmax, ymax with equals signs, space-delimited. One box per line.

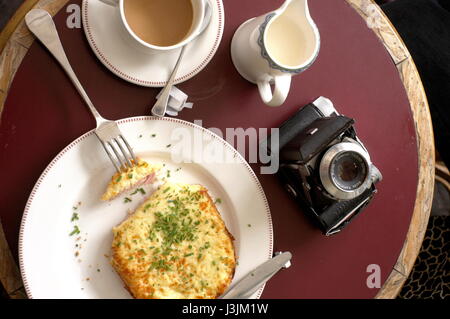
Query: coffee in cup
xmin=98 ymin=0 xmax=205 ymax=53
xmin=124 ymin=0 xmax=194 ymax=47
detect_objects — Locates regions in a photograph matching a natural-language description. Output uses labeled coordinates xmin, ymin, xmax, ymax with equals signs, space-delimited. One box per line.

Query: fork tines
xmin=100 ymin=135 xmax=137 ymax=173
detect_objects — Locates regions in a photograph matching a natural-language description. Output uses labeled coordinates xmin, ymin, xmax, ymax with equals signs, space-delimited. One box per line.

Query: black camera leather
xmin=319 ymin=186 xmax=376 ymax=234
xmin=281 ymin=116 xmax=355 ymax=164
xmin=275 ymin=103 xmax=324 ymax=151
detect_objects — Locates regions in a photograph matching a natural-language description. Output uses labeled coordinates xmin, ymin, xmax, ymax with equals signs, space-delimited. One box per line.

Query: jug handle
xmin=257 ymin=75 xmax=291 ymax=107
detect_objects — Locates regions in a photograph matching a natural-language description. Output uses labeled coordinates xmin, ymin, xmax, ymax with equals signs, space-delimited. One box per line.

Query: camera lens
xmin=319 ymin=142 xmax=372 ymax=200
xmin=330 ymin=151 xmax=368 ymax=191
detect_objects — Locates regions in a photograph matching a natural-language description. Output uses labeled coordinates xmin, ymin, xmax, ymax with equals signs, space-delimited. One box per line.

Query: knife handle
xmin=220 ymin=251 xmax=292 ymax=299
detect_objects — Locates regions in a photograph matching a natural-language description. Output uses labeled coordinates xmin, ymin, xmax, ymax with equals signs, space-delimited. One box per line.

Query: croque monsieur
xmin=102 ymin=159 xmax=162 ymax=201
xmin=111 ymin=182 xmax=236 ymax=299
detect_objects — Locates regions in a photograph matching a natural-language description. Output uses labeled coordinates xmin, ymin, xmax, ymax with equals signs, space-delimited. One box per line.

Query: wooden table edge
xmin=0 ymin=0 xmax=70 ymax=299
xmin=345 ymin=0 xmax=435 ymax=299
xmin=0 ymin=0 xmax=41 ymax=54
xmin=0 ymin=0 xmax=435 ymax=299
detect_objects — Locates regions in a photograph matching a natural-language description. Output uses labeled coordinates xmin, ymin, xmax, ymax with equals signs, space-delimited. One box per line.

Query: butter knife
xmin=220 ymin=251 xmax=292 ymax=299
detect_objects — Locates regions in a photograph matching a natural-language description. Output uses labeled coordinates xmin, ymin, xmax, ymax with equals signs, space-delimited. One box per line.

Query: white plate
xmin=19 ymin=117 xmax=273 ymax=299
xmin=82 ymin=0 xmax=224 ymax=87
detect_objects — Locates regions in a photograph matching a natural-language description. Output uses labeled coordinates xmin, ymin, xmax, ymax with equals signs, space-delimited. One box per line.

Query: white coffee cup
xmin=99 ymin=0 xmax=205 ymax=54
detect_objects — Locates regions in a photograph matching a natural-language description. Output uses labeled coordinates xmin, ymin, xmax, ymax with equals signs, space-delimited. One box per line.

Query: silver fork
xmin=25 ymin=9 xmax=136 ymax=172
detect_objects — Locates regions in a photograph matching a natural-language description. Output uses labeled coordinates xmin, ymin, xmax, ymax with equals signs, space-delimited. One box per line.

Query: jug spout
xmin=276 ymin=0 xmax=309 ymax=17
xmin=262 ymin=0 xmax=320 ymax=73
xmin=274 ymin=0 xmax=317 ymax=31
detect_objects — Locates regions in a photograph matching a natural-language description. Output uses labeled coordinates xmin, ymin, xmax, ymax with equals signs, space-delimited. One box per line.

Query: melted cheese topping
xmin=102 ymin=159 xmax=162 ymax=201
xmin=111 ymin=183 xmax=236 ymax=299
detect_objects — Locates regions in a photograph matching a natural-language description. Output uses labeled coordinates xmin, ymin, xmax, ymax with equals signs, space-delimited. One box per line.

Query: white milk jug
xmin=231 ymin=0 xmax=320 ymax=107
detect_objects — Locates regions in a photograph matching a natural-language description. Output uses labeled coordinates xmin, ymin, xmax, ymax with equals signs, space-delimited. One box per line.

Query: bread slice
xmin=102 ymin=159 xmax=162 ymax=201
xmin=111 ymin=182 xmax=236 ymax=299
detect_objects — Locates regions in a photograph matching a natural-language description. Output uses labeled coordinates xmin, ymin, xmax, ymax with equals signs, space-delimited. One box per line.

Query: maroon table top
xmin=0 ymin=0 xmax=418 ymax=298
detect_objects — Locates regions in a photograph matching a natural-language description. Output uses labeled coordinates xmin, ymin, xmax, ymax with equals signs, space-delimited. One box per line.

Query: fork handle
xmin=25 ymin=9 xmax=106 ymax=125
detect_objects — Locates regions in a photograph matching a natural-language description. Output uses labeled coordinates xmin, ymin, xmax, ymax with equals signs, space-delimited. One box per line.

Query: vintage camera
xmin=273 ymin=97 xmax=382 ymax=235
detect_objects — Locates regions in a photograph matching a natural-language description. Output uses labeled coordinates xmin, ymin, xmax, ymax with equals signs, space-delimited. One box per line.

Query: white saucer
xmin=81 ymin=0 xmax=224 ymax=87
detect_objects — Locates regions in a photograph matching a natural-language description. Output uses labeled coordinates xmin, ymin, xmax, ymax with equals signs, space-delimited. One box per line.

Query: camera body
xmin=275 ymin=97 xmax=382 ymax=235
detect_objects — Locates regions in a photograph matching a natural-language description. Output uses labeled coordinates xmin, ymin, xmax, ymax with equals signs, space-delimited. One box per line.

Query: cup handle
xmin=257 ymin=75 xmax=291 ymax=107
xmin=98 ymin=0 xmax=119 ymax=6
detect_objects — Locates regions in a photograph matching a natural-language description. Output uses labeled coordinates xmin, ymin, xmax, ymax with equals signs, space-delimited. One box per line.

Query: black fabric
xmin=382 ymin=0 xmax=450 ymax=167
xmin=399 ymin=215 xmax=449 ymax=298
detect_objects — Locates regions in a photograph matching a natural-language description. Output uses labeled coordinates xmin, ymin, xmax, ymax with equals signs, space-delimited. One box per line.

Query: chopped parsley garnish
xmin=162 ymin=247 xmax=172 ymax=256
xmin=146 ymin=196 xmax=202 ymax=265
xmin=71 ymin=213 xmax=79 ymax=222
xmin=115 ymin=176 xmax=122 ymax=183
xmin=124 ymin=197 xmax=132 ymax=203
xmin=214 ymin=198 xmax=222 ymax=204
xmin=69 ymin=225 xmax=80 ymax=236
xmin=166 ymin=170 xmax=171 ymax=178
xmin=131 ymin=188 xmax=146 ymax=195
xmin=151 ymin=134 xmax=156 ymax=137
xmin=143 ymin=187 xmax=224 ymax=275
xmin=138 ymin=134 xmax=142 ymax=138
xmin=127 ymin=174 xmax=133 ymax=179
xmin=199 ymin=242 xmax=210 ymax=251
xmin=149 ymin=259 xmax=171 ymax=271
xmin=152 ymin=212 xmax=197 ymax=248
xmin=166 ymin=144 xmax=171 ymax=148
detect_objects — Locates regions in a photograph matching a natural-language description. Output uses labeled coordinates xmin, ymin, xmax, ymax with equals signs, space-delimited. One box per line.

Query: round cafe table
xmin=0 ymin=0 xmax=434 ymax=298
